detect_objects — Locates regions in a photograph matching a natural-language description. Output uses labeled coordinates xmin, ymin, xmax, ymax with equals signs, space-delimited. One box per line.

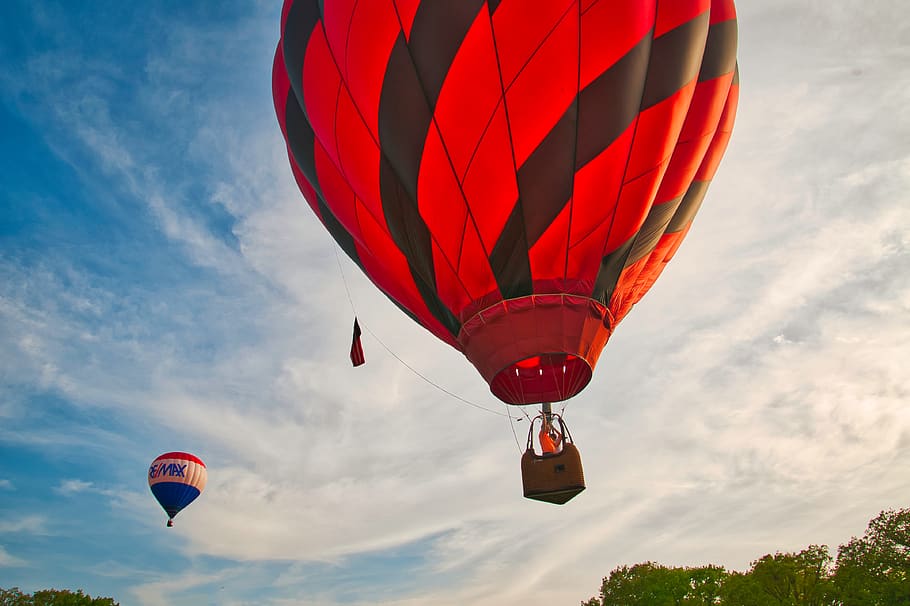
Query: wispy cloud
xmin=54 ymin=479 xmax=94 ymax=495
xmin=0 ymin=546 xmax=26 ymax=568
xmin=0 ymin=479 xmax=12 ymax=490
xmin=129 ymin=569 xmax=233 ymax=606
xmin=0 ymin=515 xmax=47 ymax=535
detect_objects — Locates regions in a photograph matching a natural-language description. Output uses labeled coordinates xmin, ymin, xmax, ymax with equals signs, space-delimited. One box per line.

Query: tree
xmin=583 ymin=562 xmax=729 ymax=606
xmin=719 ymin=571 xmax=777 ymax=606
xmin=833 ymin=508 xmax=910 ymax=606
xmin=747 ymin=545 xmax=833 ymax=606
xmin=0 ymin=587 xmax=27 ymax=606
xmin=684 ymin=565 xmax=727 ymax=605
xmin=0 ymin=587 xmax=118 ymax=606
xmin=584 ymin=562 xmax=686 ymax=606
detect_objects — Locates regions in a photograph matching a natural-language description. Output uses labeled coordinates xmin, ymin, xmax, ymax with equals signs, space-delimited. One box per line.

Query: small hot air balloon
xmin=148 ymin=452 xmax=207 ymax=527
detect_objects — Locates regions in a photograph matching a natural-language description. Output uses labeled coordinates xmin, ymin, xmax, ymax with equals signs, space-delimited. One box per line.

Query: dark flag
xmin=350 ymin=318 xmax=365 ymax=367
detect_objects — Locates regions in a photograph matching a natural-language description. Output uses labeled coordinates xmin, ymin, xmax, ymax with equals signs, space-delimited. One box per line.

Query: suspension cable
xmin=332 ymin=245 xmax=522 ymax=421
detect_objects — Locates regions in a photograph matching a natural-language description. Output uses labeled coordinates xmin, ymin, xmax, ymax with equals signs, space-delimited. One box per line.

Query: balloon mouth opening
xmin=458 ymin=293 xmax=612 ymax=405
xmin=490 ymin=353 xmax=592 ymax=405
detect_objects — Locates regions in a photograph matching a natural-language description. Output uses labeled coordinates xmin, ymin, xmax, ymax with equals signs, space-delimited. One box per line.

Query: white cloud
xmin=0 ymin=480 xmax=12 ymax=490
xmin=55 ymin=479 xmax=94 ymax=495
xmin=0 ymin=515 xmax=47 ymax=535
xmin=0 ymin=546 xmax=26 ymax=568
xmin=129 ymin=569 xmax=232 ymax=606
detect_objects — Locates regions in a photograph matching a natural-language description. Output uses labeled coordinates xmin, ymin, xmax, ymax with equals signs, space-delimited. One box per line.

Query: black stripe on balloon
xmin=284 ymin=91 xmax=363 ymax=269
xmin=575 ymin=34 xmax=652 ymax=169
xmin=282 ymin=0 xmax=322 ymax=111
xmin=378 ymin=34 xmax=461 ymax=339
xmin=489 ymin=202 xmax=533 ymax=300
xmin=318 ymin=194 xmax=364 ymax=273
xmin=640 ymin=11 xmax=710 ymax=110
xmin=379 ymin=157 xmax=461 ymax=338
xmin=667 ymin=180 xmax=709 ymax=233
xmin=698 ymin=18 xmax=738 ymax=82
xmin=407 ymin=0 xmax=485 ymax=108
xmin=591 ymin=237 xmax=636 ymax=307
xmin=487 ymin=0 xmax=503 ymax=13
xmin=378 ymin=156 xmax=433 ymax=292
xmin=518 ymin=101 xmax=578 ymax=247
xmin=283 ymin=86 xmax=320 ymax=197
xmin=626 ymin=196 xmax=682 ymax=266
xmin=379 ymin=34 xmax=432 ymax=203
xmin=411 ymin=265 xmax=461 ymax=338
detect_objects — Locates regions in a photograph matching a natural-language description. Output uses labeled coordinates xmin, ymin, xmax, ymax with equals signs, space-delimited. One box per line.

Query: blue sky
xmin=2 ymin=1 xmax=910 ymax=605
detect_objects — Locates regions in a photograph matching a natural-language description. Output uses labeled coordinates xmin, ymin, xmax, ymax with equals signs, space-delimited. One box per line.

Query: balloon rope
xmin=506 ymin=406 xmax=524 ymax=454
xmin=361 ymin=322 xmax=520 ymax=419
xmin=332 ymin=245 xmax=358 ymax=315
xmin=332 ymin=245 xmax=523 ymax=422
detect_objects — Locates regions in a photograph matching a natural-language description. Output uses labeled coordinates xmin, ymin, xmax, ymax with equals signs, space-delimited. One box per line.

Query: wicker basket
xmin=520 ymin=415 xmax=586 ymax=504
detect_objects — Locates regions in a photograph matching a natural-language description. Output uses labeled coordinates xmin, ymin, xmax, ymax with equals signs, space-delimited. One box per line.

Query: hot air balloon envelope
xmin=273 ymin=0 xmax=739 ymax=404
xmin=148 ymin=452 xmax=207 ymax=526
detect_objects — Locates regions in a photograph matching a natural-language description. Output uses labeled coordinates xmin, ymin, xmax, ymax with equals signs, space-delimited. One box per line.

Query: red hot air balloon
xmin=273 ymin=0 xmax=738 ymax=406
